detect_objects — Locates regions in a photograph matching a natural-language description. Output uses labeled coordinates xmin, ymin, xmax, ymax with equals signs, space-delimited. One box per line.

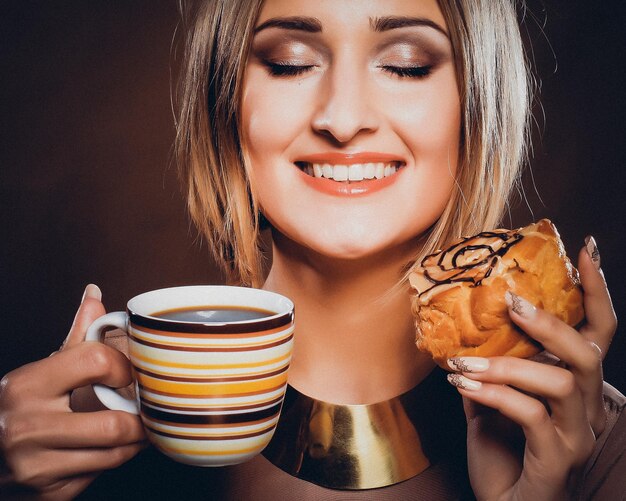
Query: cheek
xmin=242 ymin=69 xmax=315 ymax=165
xmin=388 ymin=74 xmax=461 ymax=232
xmin=387 ymin=70 xmax=461 ymax=170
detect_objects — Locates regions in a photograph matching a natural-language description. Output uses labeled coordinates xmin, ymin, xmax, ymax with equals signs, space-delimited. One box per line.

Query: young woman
xmin=1 ymin=1 xmax=623 ymax=499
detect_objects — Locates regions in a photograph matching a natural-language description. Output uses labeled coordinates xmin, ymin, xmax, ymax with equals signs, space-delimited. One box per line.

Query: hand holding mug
xmin=0 ymin=285 xmax=146 ymax=500
xmin=85 ymin=285 xmax=295 ymax=467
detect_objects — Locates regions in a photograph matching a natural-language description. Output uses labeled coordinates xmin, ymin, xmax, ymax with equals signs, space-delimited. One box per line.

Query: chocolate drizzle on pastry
xmin=419 ymin=230 xmax=524 ymax=297
xmin=408 ymin=219 xmax=585 ymax=368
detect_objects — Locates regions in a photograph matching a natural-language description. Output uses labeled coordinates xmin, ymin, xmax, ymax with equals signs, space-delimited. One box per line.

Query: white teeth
xmin=322 ymin=163 xmax=333 ymax=178
xmin=375 ymin=163 xmax=384 ymax=179
xmin=348 ymin=164 xmax=364 ymax=181
xmin=333 ymin=165 xmax=348 ymax=181
xmin=306 ymin=162 xmax=401 ymax=181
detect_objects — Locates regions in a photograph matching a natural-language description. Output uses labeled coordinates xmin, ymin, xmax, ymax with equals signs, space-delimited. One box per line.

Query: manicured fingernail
xmin=585 ymin=235 xmax=601 ymax=270
xmin=447 ymin=373 xmax=482 ymax=391
xmin=448 ymin=357 xmax=490 ymax=373
xmin=505 ymin=291 xmax=536 ymax=319
xmin=82 ymin=283 xmax=102 ymax=302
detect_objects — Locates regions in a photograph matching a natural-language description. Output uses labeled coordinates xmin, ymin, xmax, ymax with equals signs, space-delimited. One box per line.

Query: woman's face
xmin=242 ymin=0 xmax=460 ymax=261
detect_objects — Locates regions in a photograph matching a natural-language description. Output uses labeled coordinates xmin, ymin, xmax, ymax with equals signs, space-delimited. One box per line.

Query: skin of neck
xmin=263 ymin=230 xmax=436 ymax=405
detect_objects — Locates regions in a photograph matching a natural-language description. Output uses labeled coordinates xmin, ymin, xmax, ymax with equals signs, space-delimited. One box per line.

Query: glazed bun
xmin=409 ymin=219 xmax=584 ymax=368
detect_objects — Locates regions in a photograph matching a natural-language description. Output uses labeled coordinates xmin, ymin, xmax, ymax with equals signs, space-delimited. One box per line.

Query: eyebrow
xmin=370 ymin=16 xmax=449 ymax=37
xmin=253 ymin=15 xmax=448 ymax=37
xmin=254 ymin=16 xmax=322 ymax=33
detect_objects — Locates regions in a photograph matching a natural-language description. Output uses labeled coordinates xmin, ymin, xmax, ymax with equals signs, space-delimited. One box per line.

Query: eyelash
xmin=263 ymin=62 xmax=433 ymax=79
xmin=380 ymin=65 xmax=432 ymax=78
xmin=264 ymin=62 xmax=315 ymax=77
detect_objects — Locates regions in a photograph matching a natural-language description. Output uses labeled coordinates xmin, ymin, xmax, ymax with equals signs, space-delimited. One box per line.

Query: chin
xmin=313 ymin=243 xmax=385 ymax=261
xmin=280 ymin=225 xmax=418 ymax=264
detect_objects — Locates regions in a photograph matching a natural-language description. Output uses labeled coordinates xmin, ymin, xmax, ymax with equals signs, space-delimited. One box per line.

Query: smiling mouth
xmin=295 ymin=161 xmax=404 ymax=182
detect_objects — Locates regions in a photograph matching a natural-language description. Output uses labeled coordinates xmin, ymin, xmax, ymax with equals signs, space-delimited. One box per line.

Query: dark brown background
xmin=2 ymin=1 xmax=625 ymax=394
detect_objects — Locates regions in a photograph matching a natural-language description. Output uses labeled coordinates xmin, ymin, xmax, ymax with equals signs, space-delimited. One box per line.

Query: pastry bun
xmin=409 ymin=219 xmax=584 ymax=368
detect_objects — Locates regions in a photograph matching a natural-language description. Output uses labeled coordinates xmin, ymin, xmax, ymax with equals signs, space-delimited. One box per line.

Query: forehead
xmin=256 ymin=0 xmax=448 ymax=32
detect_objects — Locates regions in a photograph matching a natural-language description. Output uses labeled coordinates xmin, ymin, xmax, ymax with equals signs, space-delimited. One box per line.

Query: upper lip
xmin=295 ymin=152 xmax=406 ymax=165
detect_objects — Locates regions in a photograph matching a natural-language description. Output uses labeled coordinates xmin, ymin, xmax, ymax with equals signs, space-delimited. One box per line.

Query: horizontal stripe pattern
xmin=129 ymin=322 xmax=291 ymax=339
xmin=130 ymin=350 xmax=291 ymax=370
xmin=134 ymin=363 xmax=289 ymax=383
xmin=140 ymin=394 xmax=285 ymax=413
xmin=129 ymin=322 xmax=294 ymax=347
xmin=146 ymin=423 xmax=276 ymax=441
xmin=130 ymin=316 xmax=293 ymax=466
xmin=129 ymin=332 xmax=294 ymax=352
xmin=138 ymin=381 xmax=288 ymax=399
xmin=141 ymin=401 xmax=282 ymax=425
xmin=138 ymin=385 xmax=286 ymax=406
xmin=129 ymin=309 xmax=293 ymax=334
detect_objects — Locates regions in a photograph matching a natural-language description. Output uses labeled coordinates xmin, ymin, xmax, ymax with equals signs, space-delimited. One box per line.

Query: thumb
xmin=61 ymin=284 xmax=105 ymax=350
xmin=463 ymin=396 xmax=521 ymax=442
xmin=462 ymin=394 xmax=496 ymax=422
xmin=463 ymin=396 xmax=524 ymax=498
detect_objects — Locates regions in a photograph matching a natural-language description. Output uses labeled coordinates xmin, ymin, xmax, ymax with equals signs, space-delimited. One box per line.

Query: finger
xmin=459 ymin=357 xmax=589 ymax=439
xmin=462 ymin=397 xmax=523 ymax=497
xmin=2 ymin=411 xmax=145 ymax=450
xmin=62 ymin=284 xmax=105 ymax=351
xmin=449 ymin=375 xmax=561 ymax=461
xmin=39 ymin=475 xmax=98 ymax=501
xmin=578 ymin=239 xmax=617 ymax=354
xmin=48 ymin=342 xmax=134 ymax=398
xmin=1 ymin=343 xmax=133 ymax=404
xmin=505 ymin=291 xmax=602 ymax=376
xmin=9 ymin=443 xmax=144 ymax=489
xmin=504 ymin=292 xmax=607 ymax=435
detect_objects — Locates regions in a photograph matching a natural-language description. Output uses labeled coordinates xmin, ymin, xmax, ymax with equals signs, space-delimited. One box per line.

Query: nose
xmin=311 ymin=62 xmax=379 ymax=144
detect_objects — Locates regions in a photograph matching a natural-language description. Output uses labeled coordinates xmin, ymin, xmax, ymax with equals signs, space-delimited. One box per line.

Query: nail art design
xmin=509 ymin=292 xmax=523 ymax=315
xmin=447 ymin=373 xmax=481 ymax=391
xmin=505 ymin=291 xmax=536 ymax=318
xmin=448 ymin=358 xmax=470 ymax=372
xmin=447 ymin=357 xmax=489 ymax=373
xmin=585 ymin=235 xmax=601 ymax=270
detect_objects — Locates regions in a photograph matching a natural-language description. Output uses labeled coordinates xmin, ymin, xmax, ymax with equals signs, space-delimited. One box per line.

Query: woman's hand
xmin=0 ymin=285 xmax=146 ymax=500
xmin=448 ymin=238 xmax=617 ymax=501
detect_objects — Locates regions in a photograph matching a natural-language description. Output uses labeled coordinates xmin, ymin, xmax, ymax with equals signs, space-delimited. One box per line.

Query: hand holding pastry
xmin=409 ymin=219 xmax=584 ymax=367
xmin=447 ymin=237 xmax=616 ymax=500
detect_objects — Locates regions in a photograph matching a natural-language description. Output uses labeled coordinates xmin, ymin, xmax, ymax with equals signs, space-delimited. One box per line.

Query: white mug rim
xmin=126 ymin=285 xmax=294 ymax=333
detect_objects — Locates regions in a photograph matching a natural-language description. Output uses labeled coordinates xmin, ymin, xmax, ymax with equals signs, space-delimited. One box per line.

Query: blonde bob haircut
xmin=176 ymin=0 xmax=531 ymax=288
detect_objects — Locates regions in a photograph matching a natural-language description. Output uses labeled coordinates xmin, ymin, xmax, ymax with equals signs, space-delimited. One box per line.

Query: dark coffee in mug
xmin=152 ymin=305 xmax=276 ymax=323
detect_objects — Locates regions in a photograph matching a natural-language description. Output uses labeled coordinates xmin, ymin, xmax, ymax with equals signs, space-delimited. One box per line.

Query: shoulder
xmin=577 ymin=382 xmax=626 ymax=500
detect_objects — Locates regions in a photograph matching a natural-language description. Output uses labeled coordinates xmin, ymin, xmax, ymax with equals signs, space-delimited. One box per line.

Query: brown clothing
xmin=78 ymin=366 xmax=626 ymax=501
xmin=579 ymin=382 xmax=626 ymax=500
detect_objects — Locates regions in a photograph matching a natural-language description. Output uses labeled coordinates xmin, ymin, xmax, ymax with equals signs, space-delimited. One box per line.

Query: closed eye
xmin=380 ymin=65 xmax=432 ymax=78
xmin=264 ymin=62 xmax=316 ymax=77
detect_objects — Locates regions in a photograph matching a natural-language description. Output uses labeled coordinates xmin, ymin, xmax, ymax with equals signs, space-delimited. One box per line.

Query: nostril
xmin=311 ymin=101 xmax=379 ymax=144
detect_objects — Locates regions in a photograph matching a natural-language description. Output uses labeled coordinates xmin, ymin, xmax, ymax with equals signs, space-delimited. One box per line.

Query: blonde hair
xmin=176 ymin=0 xmax=264 ymax=287
xmin=176 ymin=0 xmax=531 ymax=286
xmin=417 ymin=0 xmax=531 ymax=265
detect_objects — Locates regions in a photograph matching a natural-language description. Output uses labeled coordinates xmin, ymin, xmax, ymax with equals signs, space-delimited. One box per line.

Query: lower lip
xmin=297 ymin=167 xmax=402 ymax=196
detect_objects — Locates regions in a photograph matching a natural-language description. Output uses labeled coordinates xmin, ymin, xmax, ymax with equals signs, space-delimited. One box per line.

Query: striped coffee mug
xmin=85 ymin=285 xmax=295 ymax=467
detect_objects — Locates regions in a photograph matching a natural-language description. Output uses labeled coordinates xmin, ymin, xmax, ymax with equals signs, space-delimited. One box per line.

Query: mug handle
xmin=85 ymin=312 xmax=140 ymax=415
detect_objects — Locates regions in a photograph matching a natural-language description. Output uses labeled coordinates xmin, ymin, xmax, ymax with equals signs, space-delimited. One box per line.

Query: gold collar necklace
xmin=262 ymin=373 xmax=449 ymax=490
